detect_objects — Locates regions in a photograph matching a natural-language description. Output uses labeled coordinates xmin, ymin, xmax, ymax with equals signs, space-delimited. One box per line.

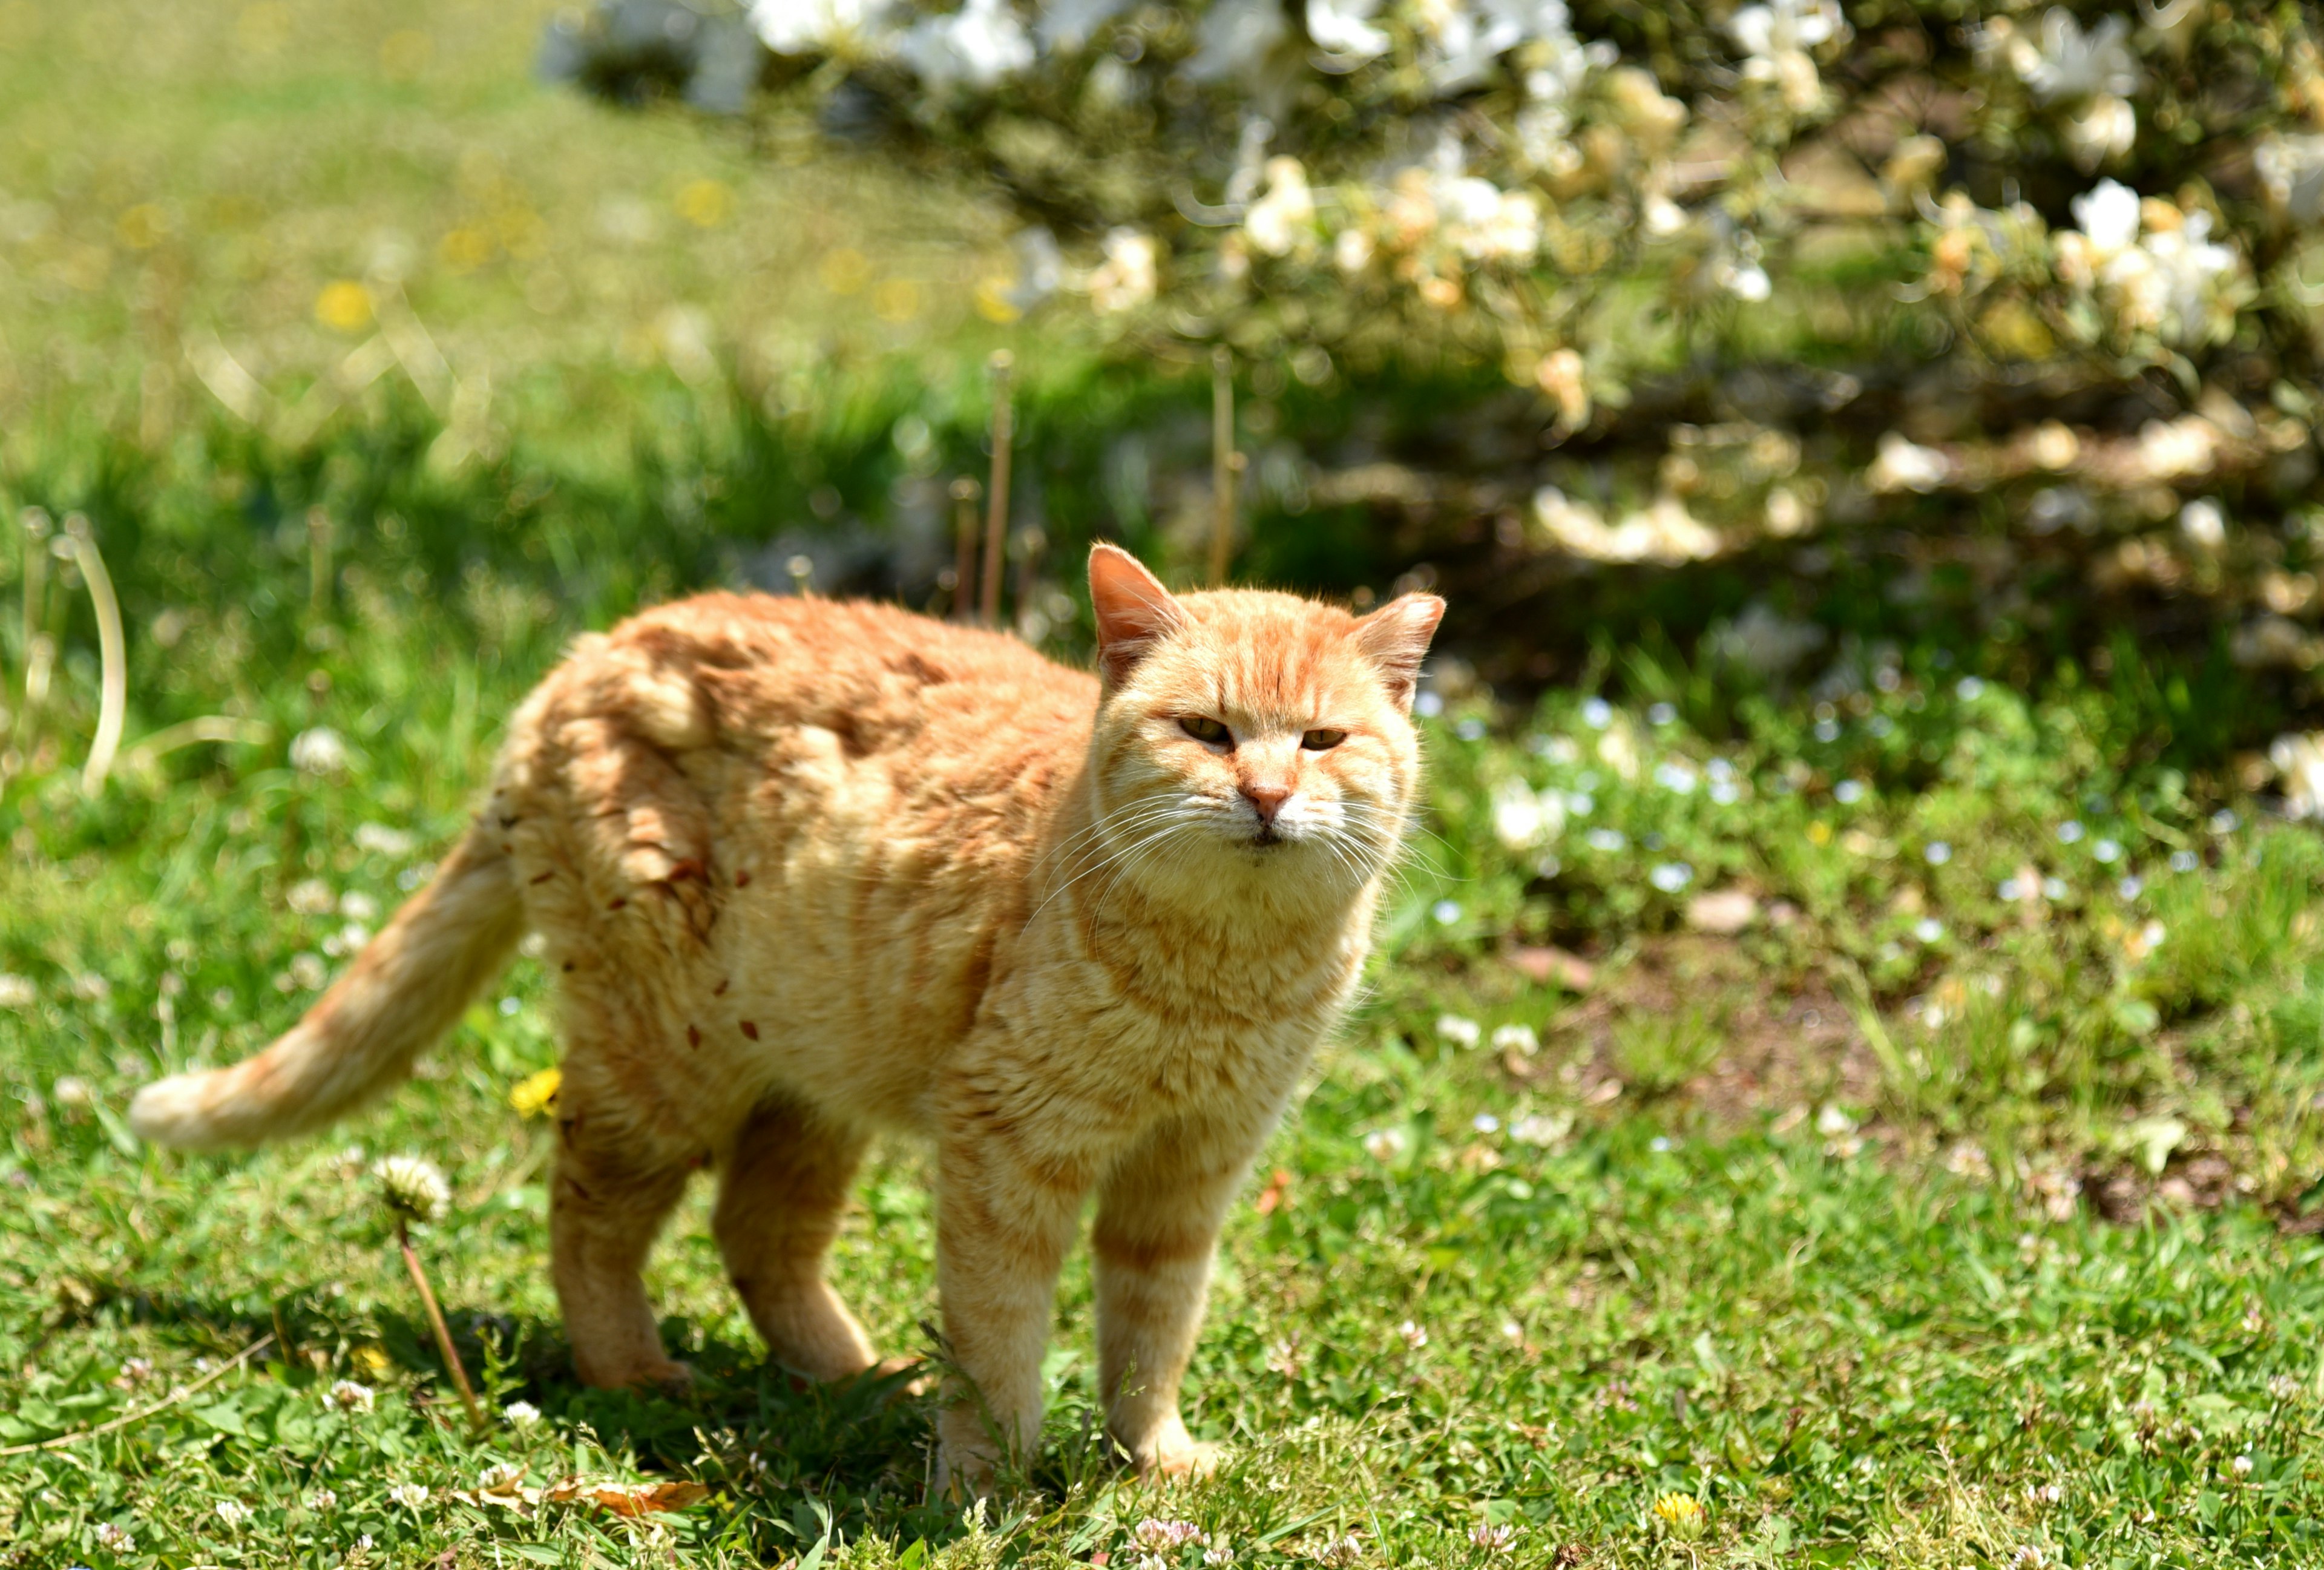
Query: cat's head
xmin=1081 ymin=544 xmax=1443 ymax=910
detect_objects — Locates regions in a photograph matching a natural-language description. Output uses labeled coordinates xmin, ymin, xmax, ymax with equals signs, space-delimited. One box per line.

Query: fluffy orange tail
xmin=130 ymin=822 xmax=524 ymax=1150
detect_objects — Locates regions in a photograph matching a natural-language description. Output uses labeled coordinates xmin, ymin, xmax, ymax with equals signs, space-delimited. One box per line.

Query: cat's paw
xmin=1137 ymin=1437 xmax=1225 ymax=1482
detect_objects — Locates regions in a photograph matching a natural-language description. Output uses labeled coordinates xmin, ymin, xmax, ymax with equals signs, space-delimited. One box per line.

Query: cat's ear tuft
xmin=1350 ymin=593 xmax=1446 ymax=711
xmin=1089 ymin=544 xmax=1187 ymax=689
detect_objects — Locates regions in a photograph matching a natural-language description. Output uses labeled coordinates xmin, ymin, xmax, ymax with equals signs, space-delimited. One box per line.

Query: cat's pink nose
xmin=1241 ymin=782 xmax=1292 ymax=824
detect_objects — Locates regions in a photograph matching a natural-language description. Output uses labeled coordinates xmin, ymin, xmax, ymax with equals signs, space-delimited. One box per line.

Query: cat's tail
xmin=130 ymin=819 xmax=525 ymax=1150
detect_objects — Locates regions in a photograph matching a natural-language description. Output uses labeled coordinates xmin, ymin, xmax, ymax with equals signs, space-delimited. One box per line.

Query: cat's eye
xmin=1301 ymin=729 xmax=1347 ymax=751
xmin=1180 ymin=715 xmax=1232 ymax=746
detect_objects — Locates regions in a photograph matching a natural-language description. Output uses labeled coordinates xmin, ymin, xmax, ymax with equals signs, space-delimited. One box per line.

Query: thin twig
xmin=1209 ymin=346 xmax=1238 ymax=585
xmin=65 ymin=515 xmax=126 ymax=795
xmin=0 ymin=1333 xmax=276 ymax=1456
xmin=951 ymin=476 xmax=982 ymax=623
xmin=980 ymin=350 xmax=1013 ymax=628
xmin=398 ymin=1217 xmax=486 ymax=1434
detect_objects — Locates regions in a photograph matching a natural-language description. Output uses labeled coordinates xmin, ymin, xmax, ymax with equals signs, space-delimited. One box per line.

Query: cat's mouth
xmin=1249 ymin=825 xmax=1284 ymax=848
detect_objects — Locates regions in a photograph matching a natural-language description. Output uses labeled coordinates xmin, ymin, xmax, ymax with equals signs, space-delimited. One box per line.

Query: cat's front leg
xmin=931 ymin=1084 xmax=1094 ymax=1497
xmin=1092 ymin=1116 xmax=1262 ymax=1479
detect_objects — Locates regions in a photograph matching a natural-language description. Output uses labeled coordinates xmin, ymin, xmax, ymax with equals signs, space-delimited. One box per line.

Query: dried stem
xmin=0 ymin=1333 xmax=277 ymax=1457
xmin=18 ymin=508 xmax=50 ymax=750
xmin=980 ymin=350 xmax=1013 ymax=628
xmin=951 ymin=476 xmax=982 ymax=623
xmin=396 ymin=1217 xmax=486 ymax=1434
xmin=1209 ymin=346 xmax=1237 ymax=585
xmin=65 ymin=516 xmax=126 ymax=796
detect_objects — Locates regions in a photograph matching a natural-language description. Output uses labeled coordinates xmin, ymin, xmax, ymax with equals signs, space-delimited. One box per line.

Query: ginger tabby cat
xmin=132 ymin=545 xmax=1445 ymax=1491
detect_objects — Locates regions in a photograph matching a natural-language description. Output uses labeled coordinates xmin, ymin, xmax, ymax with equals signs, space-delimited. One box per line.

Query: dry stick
xmin=307 ymin=507 xmax=333 ymax=621
xmin=1209 ymin=346 xmax=1238 ymax=586
xmin=397 ymin=1217 xmax=487 ymax=1435
xmin=979 ymin=350 xmax=1014 ymax=628
xmin=65 ymin=516 xmax=126 ymax=795
xmin=950 ymin=476 xmax=982 ymax=623
xmin=0 ymin=1333 xmax=277 ymax=1457
xmin=18 ymin=508 xmax=50 ymax=751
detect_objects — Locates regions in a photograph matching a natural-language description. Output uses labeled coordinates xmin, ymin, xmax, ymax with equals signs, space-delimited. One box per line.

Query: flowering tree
xmin=546 ymin=1 xmax=2324 ymax=682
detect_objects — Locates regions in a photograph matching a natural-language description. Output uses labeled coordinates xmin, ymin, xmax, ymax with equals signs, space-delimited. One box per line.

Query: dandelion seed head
xmin=373 ymin=1154 xmax=451 ymax=1224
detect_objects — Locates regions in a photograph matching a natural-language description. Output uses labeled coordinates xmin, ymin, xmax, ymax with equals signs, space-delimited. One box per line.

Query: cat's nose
xmin=1240 ymin=782 xmax=1292 ymax=824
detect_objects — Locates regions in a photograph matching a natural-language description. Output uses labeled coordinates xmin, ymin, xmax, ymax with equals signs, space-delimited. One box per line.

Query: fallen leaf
xmin=1253 ymin=1168 xmax=1293 ymax=1215
xmin=587 ymin=1480 xmax=710 ymax=1517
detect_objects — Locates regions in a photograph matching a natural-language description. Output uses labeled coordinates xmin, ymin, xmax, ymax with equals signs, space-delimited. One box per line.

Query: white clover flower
xmin=96 ymin=1522 xmax=135 ymax=1551
xmin=289 ymin=726 xmax=348 ymax=775
xmin=1399 ymin=1319 xmax=1428 ymax=1348
xmin=328 ymin=1379 xmax=375 ymax=1412
xmin=373 ymin=1154 xmax=451 ymax=1224
xmin=309 ymin=1488 xmax=339 ymax=1511
xmin=896 ymin=0 xmax=1034 ymax=91
xmin=1364 ymin=1126 xmax=1410 ymax=1161
xmin=1133 ymin=1519 xmax=1205 ymax=1551
xmin=215 ymin=1500 xmax=253 ymax=1528
xmin=1469 ymin=1522 xmax=1517 ymax=1552
xmin=389 ymin=1482 xmax=431 ymax=1510
xmin=2231 ymin=1453 xmax=2254 ymax=1479
xmin=748 ymin=0 xmax=888 ymax=53
xmin=504 ymin=1399 xmax=543 ymax=1427
xmin=353 ymin=822 xmax=416 ymax=858
xmin=1725 ymin=0 xmax=1843 ymax=60
xmin=287 ymin=877 xmax=336 ymax=915
xmin=1490 ymin=1022 xmax=1540 ymax=1056
xmin=1436 ymin=1014 xmax=1482 ymax=1048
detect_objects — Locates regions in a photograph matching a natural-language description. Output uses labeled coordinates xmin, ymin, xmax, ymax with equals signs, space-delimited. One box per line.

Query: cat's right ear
xmin=1088 ymin=544 xmax=1187 ymax=689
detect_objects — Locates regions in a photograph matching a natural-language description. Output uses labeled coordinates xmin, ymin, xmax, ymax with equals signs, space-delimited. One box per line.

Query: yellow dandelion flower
xmin=314 ymin=281 xmax=373 ymax=333
xmin=674 ymin=178 xmax=733 ymax=229
xmin=509 ymin=1066 xmax=562 ymax=1119
xmin=1651 ymin=1493 xmax=1705 ymax=1542
xmin=973 ymin=279 xmax=1022 ymax=323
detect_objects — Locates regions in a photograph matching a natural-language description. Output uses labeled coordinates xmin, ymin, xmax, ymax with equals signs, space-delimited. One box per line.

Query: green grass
xmin=8 ymin=1 xmax=2324 ymax=1563
xmin=5 ymin=409 xmax=2324 ymax=1568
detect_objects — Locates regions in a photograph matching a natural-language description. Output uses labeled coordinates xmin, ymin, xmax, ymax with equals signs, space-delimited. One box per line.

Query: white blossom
xmin=749 ymin=0 xmax=888 ymax=53
xmin=896 ymin=0 xmax=1034 ymax=91
xmin=1305 ymin=0 xmax=1390 ymax=62
xmin=1086 ymin=226 xmax=1158 ymax=312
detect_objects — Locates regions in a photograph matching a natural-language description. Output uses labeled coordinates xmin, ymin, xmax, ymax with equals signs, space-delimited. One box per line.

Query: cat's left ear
xmin=1089 ymin=544 xmax=1188 ymax=689
xmin=1350 ymin=594 xmax=1446 ymax=711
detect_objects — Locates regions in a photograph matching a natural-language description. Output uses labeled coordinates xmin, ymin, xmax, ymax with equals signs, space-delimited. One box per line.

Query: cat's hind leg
xmin=713 ymin=1099 xmax=882 ymax=1381
xmin=549 ymin=1059 xmax=698 ymax=1390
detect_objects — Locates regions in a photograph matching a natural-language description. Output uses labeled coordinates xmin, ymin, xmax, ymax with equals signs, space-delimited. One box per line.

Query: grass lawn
xmin=8 ymin=2 xmax=2324 ymax=1566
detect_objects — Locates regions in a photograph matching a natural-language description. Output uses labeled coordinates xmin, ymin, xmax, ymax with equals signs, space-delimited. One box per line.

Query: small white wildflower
xmin=1815 ymin=1105 xmax=1857 ymax=1137
xmin=215 ymin=1500 xmax=253 ymax=1528
xmin=2056 ymin=819 xmax=2085 ymax=844
xmin=353 ymin=822 xmax=415 ymax=857
xmin=1312 ymin=1531 xmax=1364 ymax=1568
xmin=1469 ymin=1522 xmax=1516 ymax=1552
xmin=309 ymin=1488 xmax=339 ymax=1511
xmin=389 ymin=1482 xmax=431 ymax=1509
xmin=95 ymin=1522 xmax=134 ymax=1551
xmin=0 ymin=974 xmax=33 ymax=1009
xmin=479 ymin=1462 xmax=527 ymax=1491
xmin=286 ymin=878 xmax=336 ymax=915
xmin=2027 ymin=1480 xmax=2062 ymax=1507
xmin=2092 ymin=838 xmax=2121 ymax=864
xmin=1399 ymin=1319 xmax=1428 ymax=1349
xmin=1913 ymin=918 xmax=1945 ymax=944
xmin=339 ymin=890 xmax=379 ymax=921
xmin=2231 ymin=1453 xmax=2254 ymax=1479
xmin=1472 ymin=1112 xmax=1500 ymax=1134
xmin=1133 ymin=1519 xmax=1204 ymax=1551
xmin=1431 ymin=899 xmax=1463 ymax=926
xmin=1436 ymin=1014 xmax=1482 ymax=1049
xmin=51 ymin=1076 xmax=93 ymax=1109
xmin=1586 ymin=827 xmax=1627 ymax=852
xmin=1649 ymin=861 xmax=1693 ymax=892
xmin=289 ymin=726 xmax=349 ymax=775
xmin=1364 ymin=1127 xmax=1409 ymax=1162
xmin=1833 ymin=778 xmax=1866 ymax=805
xmin=504 ymin=1399 xmax=542 ymax=1427
xmin=288 ymin=952 xmax=328 ymax=990
xmin=327 ymin=1379 xmax=375 ymax=1412
xmin=120 ymin=1357 xmax=154 ymax=1384
xmin=1511 ymin=1113 xmax=1569 ymax=1146
xmin=1492 ymin=1025 xmax=1540 ymax=1059
xmin=373 ymin=1154 xmax=451 ymax=1224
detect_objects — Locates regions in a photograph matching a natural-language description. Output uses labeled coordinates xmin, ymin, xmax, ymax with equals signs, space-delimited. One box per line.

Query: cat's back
xmin=532 ymin=591 xmax=1094 ymax=772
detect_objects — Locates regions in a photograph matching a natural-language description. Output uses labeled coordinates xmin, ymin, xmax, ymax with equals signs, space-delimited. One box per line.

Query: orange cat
xmin=131 ymin=545 xmax=1443 ymax=1491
